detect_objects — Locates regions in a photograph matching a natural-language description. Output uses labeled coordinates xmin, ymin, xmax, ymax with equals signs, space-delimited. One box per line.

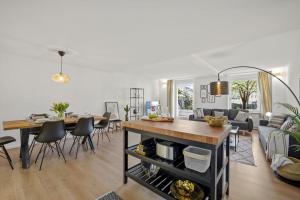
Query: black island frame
xmin=123 ymin=127 xmax=230 ymax=200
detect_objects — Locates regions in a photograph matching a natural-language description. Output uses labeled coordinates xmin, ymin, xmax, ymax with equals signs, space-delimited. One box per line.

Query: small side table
xmin=230 ymin=126 xmax=240 ymax=151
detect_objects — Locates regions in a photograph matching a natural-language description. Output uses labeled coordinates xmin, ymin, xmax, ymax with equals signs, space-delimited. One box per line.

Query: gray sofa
xmin=189 ymin=108 xmax=253 ymax=132
xmin=258 ymin=119 xmax=300 ymax=159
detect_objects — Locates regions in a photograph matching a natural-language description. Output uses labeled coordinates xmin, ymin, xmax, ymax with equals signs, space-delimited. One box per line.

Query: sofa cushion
xmin=268 ymin=115 xmax=285 ymax=128
xmin=193 ymin=108 xmax=204 ymax=119
xmin=280 ymin=117 xmax=294 ymax=131
xmin=214 ymin=111 xmax=224 ymax=117
xmin=235 ymin=111 xmax=249 ymax=122
xmin=212 ymin=109 xmax=228 ymax=117
xmin=228 ymin=109 xmax=248 ymax=120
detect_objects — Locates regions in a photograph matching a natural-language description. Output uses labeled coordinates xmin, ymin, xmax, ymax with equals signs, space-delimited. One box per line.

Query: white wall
xmin=0 ymin=53 xmax=158 ymax=148
xmin=287 ymin=61 xmax=300 ymax=109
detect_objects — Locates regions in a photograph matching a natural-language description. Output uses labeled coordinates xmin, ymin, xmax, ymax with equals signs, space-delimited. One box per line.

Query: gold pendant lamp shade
xmin=210 ymin=80 xmax=229 ymax=96
xmin=52 ymin=51 xmax=70 ymax=83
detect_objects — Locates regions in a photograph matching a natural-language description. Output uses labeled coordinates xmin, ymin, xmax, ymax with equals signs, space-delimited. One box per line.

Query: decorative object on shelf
xmin=200 ymin=85 xmax=207 ymax=98
xmin=51 ymin=51 xmax=70 ymax=84
xmin=135 ymin=138 xmax=156 ymax=156
xmin=50 ymin=102 xmax=69 ymax=119
xmin=142 ymin=163 xmax=160 ymax=179
xmin=207 ymin=93 xmax=215 ymax=103
xmin=207 ymin=116 xmax=225 ymax=127
xmin=141 ymin=116 xmax=174 ymax=122
xmin=209 ymin=66 xmax=300 ymax=108
xmin=130 ymin=88 xmax=144 ymax=120
xmin=123 ymin=104 xmax=130 ymax=121
xmin=170 ymin=179 xmax=204 ymax=200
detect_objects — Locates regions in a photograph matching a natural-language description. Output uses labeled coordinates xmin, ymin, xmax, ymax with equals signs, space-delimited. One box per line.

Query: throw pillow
xmin=268 ymin=115 xmax=286 ymax=129
xmin=288 ymin=124 xmax=298 ymax=133
xmin=280 ymin=117 xmax=294 ymax=131
xmin=234 ymin=111 xmax=249 ymax=122
xmin=193 ymin=108 xmax=204 ymax=119
xmin=214 ymin=111 xmax=224 ymax=117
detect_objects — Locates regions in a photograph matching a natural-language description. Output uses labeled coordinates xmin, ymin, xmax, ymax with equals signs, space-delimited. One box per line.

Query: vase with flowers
xmin=50 ymin=102 xmax=69 ymax=119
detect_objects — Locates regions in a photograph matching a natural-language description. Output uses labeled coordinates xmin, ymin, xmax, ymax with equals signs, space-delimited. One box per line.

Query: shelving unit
xmin=123 ymin=121 xmax=230 ymax=200
xmin=130 ymin=88 xmax=144 ymax=120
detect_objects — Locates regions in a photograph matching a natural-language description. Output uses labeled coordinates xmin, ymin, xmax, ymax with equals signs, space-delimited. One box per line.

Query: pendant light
xmin=51 ymin=50 xmax=70 ymax=83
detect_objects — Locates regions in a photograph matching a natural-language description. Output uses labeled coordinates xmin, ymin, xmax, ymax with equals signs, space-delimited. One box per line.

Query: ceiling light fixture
xmin=51 ymin=50 xmax=70 ymax=83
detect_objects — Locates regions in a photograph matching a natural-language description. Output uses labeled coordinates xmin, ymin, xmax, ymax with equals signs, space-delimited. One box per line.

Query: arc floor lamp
xmin=209 ymin=66 xmax=300 ymax=107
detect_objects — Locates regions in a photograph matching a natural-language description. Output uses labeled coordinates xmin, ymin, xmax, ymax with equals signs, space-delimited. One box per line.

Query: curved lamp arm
xmin=217 ymin=66 xmax=300 ymax=107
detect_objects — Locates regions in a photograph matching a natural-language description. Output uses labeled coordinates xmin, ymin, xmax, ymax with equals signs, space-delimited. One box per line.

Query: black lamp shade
xmin=210 ymin=81 xmax=229 ymax=96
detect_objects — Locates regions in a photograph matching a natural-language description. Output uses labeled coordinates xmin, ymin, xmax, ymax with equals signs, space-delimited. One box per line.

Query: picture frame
xmin=200 ymin=85 xmax=208 ymax=98
xmin=105 ymin=102 xmax=120 ymax=120
xmin=207 ymin=93 xmax=215 ymax=103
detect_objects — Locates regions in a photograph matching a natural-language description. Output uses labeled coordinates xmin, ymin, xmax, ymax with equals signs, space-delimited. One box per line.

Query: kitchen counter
xmin=122 ymin=119 xmax=231 ymax=200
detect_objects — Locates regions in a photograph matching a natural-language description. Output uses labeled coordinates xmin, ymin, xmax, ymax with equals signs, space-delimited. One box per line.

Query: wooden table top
xmin=123 ymin=120 xmax=231 ymax=145
xmin=2 ymin=116 xmax=106 ymax=130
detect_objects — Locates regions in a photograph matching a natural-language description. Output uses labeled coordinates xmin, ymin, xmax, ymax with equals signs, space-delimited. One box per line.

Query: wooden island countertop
xmin=123 ymin=119 xmax=231 ymax=145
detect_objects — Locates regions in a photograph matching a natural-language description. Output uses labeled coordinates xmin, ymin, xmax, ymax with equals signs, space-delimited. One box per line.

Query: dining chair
xmin=69 ymin=117 xmax=95 ymax=159
xmin=94 ymin=112 xmax=111 ymax=146
xmin=0 ymin=136 xmax=16 ymax=169
xmin=29 ymin=120 xmax=66 ymax=170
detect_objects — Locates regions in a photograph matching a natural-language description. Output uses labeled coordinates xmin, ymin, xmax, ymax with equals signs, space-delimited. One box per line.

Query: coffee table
xmin=230 ymin=126 xmax=240 ymax=151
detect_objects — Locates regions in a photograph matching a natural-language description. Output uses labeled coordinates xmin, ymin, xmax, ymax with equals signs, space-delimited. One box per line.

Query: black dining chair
xmin=0 ymin=136 xmax=16 ymax=169
xmin=69 ymin=117 xmax=95 ymax=159
xmin=29 ymin=120 xmax=66 ymax=170
xmin=94 ymin=112 xmax=111 ymax=146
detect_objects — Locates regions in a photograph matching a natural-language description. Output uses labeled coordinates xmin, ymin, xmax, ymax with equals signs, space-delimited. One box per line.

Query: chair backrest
xmin=36 ymin=120 xmax=65 ymax=143
xmin=97 ymin=112 xmax=111 ymax=127
xmin=73 ymin=117 xmax=94 ymax=136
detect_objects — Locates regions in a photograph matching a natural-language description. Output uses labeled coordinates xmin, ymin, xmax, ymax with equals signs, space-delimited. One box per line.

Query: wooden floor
xmin=0 ymin=130 xmax=299 ymax=200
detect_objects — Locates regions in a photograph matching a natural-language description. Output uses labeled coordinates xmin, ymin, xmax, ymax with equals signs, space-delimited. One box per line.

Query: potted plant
xmin=124 ymin=104 xmax=130 ymax=121
xmin=50 ymin=102 xmax=69 ymax=119
xmin=279 ymin=103 xmax=300 ymax=151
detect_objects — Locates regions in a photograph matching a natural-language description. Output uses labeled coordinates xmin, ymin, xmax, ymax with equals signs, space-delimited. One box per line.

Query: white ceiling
xmin=0 ymin=0 xmax=300 ymax=79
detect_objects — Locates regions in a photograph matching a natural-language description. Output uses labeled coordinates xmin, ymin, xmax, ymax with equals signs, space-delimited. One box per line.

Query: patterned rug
xmin=230 ymin=135 xmax=255 ymax=166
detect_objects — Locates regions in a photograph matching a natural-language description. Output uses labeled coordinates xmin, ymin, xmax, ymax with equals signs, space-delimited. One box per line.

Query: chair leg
xmin=29 ymin=139 xmax=36 ymax=160
xmin=35 ymin=143 xmax=44 ymax=164
xmin=62 ymin=135 xmax=67 ymax=152
xmin=2 ymin=146 xmax=14 ymax=170
xmin=54 ymin=142 xmax=60 ymax=157
xmin=39 ymin=144 xmax=47 ymax=170
xmin=69 ymin=136 xmax=78 ymax=155
xmin=56 ymin=141 xmax=66 ymax=163
xmin=97 ymin=129 xmax=100 ymax=147
xmin=105 ymin=131 xmax=111 ymax=142
xmin=75 ymin=137 xmax=81 ymax=159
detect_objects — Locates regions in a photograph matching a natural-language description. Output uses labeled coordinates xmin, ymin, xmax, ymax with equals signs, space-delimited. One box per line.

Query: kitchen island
xmin=123 ymin=120 xmax=231 ymax=200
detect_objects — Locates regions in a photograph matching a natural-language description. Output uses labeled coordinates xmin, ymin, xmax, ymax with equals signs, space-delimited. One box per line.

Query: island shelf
xmin=123 ymin=120 xmax=231 ymax=200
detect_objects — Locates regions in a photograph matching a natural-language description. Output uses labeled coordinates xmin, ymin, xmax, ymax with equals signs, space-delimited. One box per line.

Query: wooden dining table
xmin=2 ymin=116 xmax=105 ymax=169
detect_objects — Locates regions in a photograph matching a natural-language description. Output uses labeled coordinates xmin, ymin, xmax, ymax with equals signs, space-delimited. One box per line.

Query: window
xmin=176 ymin=82 xmax=193 ymax=117
xmin=230 ymin=79 xmax=259 ymax=111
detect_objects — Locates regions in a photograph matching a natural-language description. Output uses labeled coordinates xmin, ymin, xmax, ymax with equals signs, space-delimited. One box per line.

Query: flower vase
xmin=58 ymin=112 xmax=65 ymax=119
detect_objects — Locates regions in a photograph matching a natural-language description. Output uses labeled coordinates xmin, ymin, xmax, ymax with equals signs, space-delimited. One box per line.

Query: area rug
xmin=96 ymin=191 xmax=122 ymax=200
xmin=230 ymin=135 xmax=255 ymax=166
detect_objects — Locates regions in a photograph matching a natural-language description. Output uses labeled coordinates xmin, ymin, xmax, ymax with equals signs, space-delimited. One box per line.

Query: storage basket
xmin=183 ymin=146 xmax=211 ymax=173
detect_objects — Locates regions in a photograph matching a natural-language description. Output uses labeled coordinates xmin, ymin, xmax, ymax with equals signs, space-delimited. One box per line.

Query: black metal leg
xmin=69 ymin=136 xmax=78 ymax=154
xmin=75 ymin=137 xmax=81 ymax=159
xmin=29 ymin=139 xmax=36 ymax=160
xmin=123 ymin=129 xmax=128 ymax=184
xmin=35 ymin=143 xmax=44 ymax=164
xmin=226 ymin=135 xmax=230 ymax=195
xmin=97 ymin=129 xmax=100 ymax=147
xmin=2 ymin=146 xmax=14 ymax=170
xmin=39 ymin=144 xmax=47 ymax=170
xmin=62 ymin=135 xmax=67 ymax=152
xmin=210 ymin=147 xmax=217 ymax=200
xmin=235 ymin=134 xmax=237 ymax=152
xmin=105 ymin=131 xmax=111 ymax=142
xmin=20 ymin=129 xmax=30 ymax=169
xmin=87 ymin=135 xmax=95 ymax=153
xmin=55 ymin=142 xmax=60 ymax=157
xmin=56 ymin=142 xmax=66 ymax=163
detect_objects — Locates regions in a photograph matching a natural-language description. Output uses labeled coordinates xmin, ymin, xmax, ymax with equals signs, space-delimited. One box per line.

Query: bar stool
xmin=0 ymin=136 xmax=16 ymax=169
